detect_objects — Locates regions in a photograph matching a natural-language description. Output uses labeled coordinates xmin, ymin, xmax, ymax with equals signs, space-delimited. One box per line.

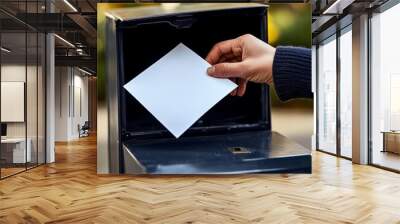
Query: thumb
xmin=207 ymin=62 xmax=247 ymax=79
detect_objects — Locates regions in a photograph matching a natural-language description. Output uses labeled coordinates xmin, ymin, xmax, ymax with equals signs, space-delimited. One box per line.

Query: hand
xmin=206 ymin=34 xmax=276 ymax=96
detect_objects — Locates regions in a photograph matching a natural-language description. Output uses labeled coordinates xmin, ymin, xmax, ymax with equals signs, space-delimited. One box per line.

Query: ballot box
xmin=102 ymin=3 xmax=311 ymax=174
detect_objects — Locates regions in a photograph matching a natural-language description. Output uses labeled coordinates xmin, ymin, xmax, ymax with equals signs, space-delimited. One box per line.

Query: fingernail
xmin=207 ymin=66 xmax=215 ymax=75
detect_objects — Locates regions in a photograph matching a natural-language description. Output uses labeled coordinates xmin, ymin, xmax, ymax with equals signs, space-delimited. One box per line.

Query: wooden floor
xmin=1 ymin=135 xmax=400 ymax=224
xmin=1 ymin=167 xmax=26 ymax=178
xmin=372 ymin=151 xmax=400 ymax=171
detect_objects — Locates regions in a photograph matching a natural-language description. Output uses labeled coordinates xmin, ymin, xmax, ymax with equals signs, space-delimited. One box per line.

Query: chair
xmin=79 ymin=121 xmax=90 ymax=138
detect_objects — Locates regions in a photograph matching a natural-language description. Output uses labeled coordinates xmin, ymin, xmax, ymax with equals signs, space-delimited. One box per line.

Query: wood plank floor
xmin=1 ymin=135 xmax=400 ymax=224
xmin=1 ymin=167 xmax=26 ymax=178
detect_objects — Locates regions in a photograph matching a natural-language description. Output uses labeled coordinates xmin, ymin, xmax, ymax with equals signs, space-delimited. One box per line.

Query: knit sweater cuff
xmin=272 ymin=46 xmax=312 ymax=101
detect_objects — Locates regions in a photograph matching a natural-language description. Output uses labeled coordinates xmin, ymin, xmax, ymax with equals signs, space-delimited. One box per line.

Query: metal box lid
xmin=106 ymin=3 xmax=268 ymax=22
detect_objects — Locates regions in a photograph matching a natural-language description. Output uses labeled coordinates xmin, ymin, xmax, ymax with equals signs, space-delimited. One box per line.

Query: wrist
xmin=268 ymin=47 xmax=276 ymax=84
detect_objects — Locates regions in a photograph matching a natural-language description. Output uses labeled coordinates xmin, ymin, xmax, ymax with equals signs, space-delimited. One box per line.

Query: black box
xmin=104 ymin=3 xmax=311 ymax=174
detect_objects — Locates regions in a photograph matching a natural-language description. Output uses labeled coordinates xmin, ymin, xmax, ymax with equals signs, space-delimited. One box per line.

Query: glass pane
xmin=1 ymin=30 xmax=27 ymax=177
xmin=318 ymin=36 xmax=337 ymax=154
xmin=26 ymin=0 xmax=38 ymax=169
xmin=27 ymin=31 xmax=38 ymax=169
xmin=371 ymin=4 xmax=400 ymax=171
xmin=38 ymin=32 xmax=45 ymax=165
xmin=339 ymin=28 xmax=352 ymax=158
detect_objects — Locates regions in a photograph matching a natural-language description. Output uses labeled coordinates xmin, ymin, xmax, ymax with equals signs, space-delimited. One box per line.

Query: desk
xmin=382 ymin=131 xmax=400 ymax=154
xmin=1 ymin=138 xmax=31 ymax=163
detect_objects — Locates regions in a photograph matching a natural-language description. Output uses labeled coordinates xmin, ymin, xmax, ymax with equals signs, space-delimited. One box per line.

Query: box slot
xmin=118 ymin=8 xmax=268 ymax=139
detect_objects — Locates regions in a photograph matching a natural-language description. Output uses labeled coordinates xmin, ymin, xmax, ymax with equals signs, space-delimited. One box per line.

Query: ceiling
xmin=312 ymin=0 xmax=391 ymax=43
xmin=0 ymin=0 xmax=98 ymax=73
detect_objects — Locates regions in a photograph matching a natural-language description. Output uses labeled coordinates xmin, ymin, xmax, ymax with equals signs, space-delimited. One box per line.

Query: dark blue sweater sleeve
xmin=272 ymin=46 xmax=312 ymax=101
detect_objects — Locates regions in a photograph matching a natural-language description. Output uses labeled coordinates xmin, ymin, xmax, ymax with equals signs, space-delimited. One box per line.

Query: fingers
xmin=232 ymin=47 xmax=242 ymax=58
xmin=237 ymin=79 xmax=247 ymax=96
xmin=219 ymin=53 xmax=241 ymax=64
xmin=206 ymin=36 xmax=250 ymax=97
xmin=206 ymin=38 xmax=242 ymax=65
xmin=228 ymin=78 xmax=247 ymax=97
xmin=207 ymin=62 xmax=247 ymax=79
xmin=229 ymin=78 xmax=238 ymax=96
xmin=207 ymin=62 xmax=247 ymax=96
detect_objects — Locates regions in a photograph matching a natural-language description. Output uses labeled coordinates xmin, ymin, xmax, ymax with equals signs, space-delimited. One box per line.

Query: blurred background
xmin=267 ymin=4 xmax=313 ymax=149
xmin=98 ymin=3 xmax=313 ymax=148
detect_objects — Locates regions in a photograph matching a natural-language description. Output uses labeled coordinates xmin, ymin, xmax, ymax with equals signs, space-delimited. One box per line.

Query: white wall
xmin=1 ymin=82 xmax=25 ymax=122
xmin=1 ymin=65 xmax=26 ymax=139
xmin=72 ymin=73 xmax=89 ymax=138
xmin=1 ymin=63 xmax=47 ymax=163
xmin=55 ymin=66 xmax=69 ymax=141
xmin=1 ymin=65 xmax=34 ymax=138
xmin=312 ymin=45 xmax=316 ymax=150
xmin=54 ymin=67 xmax=89 ymax=141
xmin=371 ymin=4 xmax=400 ymax=155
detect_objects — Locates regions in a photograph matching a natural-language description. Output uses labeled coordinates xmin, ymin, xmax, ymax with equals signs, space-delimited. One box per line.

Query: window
xmin=339 ymin=27 xmax=352 ymax=158
xmin=316 ymin=25 xmax=353 ymax=159
xmin=0 ymin=1 xmax=46 ymax=179
xmin=370 ymin=2 xmax=400 ymax=171
xmin=317 ymin=35 xmax=337 ymax=154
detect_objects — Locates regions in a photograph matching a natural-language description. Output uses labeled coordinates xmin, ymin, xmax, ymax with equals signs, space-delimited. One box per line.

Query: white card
xmin=123 ymin=43 xmax=238 ymax=138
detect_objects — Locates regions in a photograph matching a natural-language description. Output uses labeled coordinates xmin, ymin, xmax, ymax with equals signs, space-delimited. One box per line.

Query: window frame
xmin=0 ymin=0 xmax=48 ymax=180
xmin=367 ymin=0 xmax=400 ymax=172
xmin=315 ymin=21 xmax=353 ymax=160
